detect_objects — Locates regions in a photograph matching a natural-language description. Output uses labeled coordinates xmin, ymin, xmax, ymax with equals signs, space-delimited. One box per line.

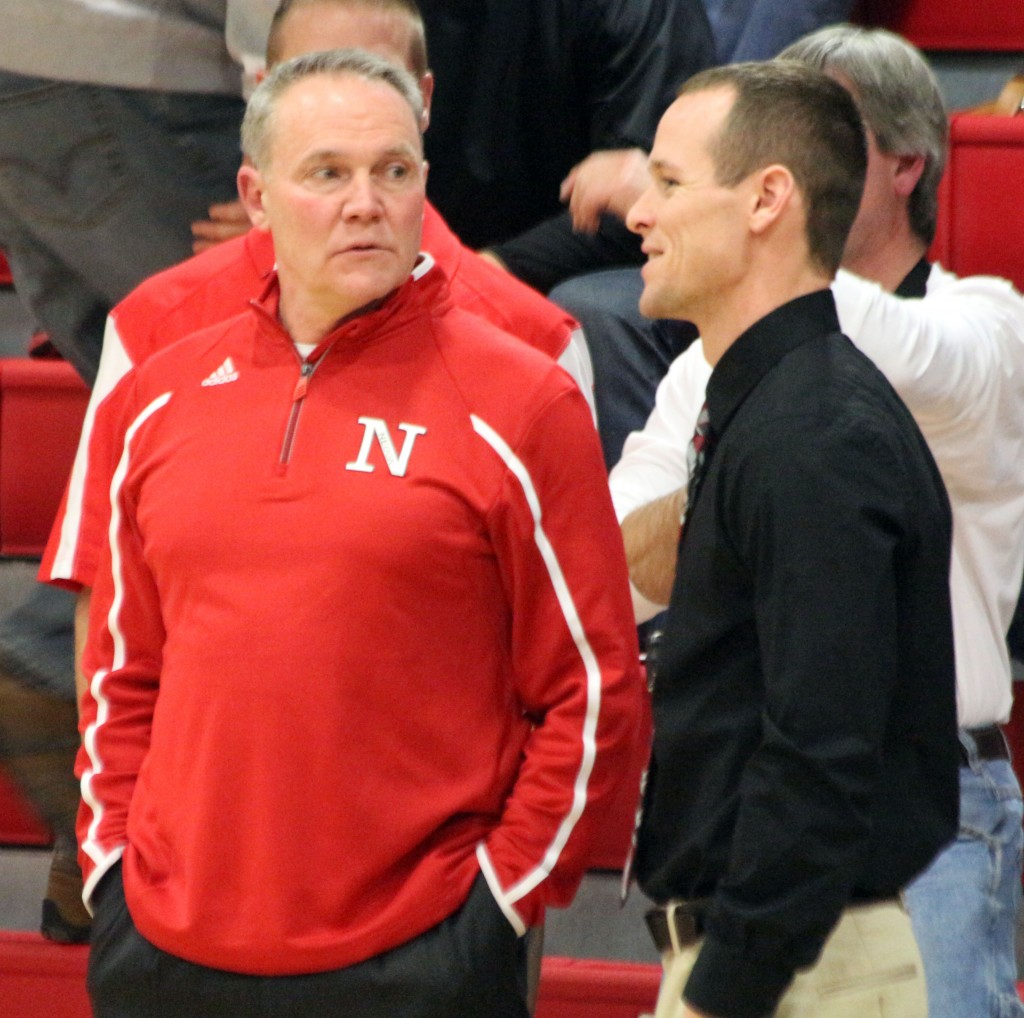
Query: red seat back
xmin=0 ymin=359 xmax=88 ymax=557
xmin=930 ymin=115 xmax=1024 ymax=292
xmin=855 ymin=0 xmax=1024 ymax=51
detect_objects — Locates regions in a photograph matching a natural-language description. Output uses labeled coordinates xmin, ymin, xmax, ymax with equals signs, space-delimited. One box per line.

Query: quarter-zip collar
xmin=249 ymin=251 xmax=452 ymax=364
xmin=245 ymin=253 xmax=452 ymax=467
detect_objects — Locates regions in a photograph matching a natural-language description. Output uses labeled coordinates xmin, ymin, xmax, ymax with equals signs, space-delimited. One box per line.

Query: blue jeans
xmin=0 ymin=70 xmax=244 ymax=383
xmin=903 ymin=731 xmax=1024 ymax=1018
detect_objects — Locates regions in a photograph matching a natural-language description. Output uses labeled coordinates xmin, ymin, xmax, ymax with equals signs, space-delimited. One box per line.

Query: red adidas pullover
xmin=77 ymin=260 xmax=644 ymax=975
xmin=42 ymin=203 xmax=584 ymax=594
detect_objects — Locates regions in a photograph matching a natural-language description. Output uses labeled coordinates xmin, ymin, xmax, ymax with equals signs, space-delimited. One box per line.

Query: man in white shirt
xmin=611 ymin=25 xmax=1024 ymax=1018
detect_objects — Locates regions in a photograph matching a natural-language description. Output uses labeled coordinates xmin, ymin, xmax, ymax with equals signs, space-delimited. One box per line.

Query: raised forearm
xmin=620 ymin=489 xmax=686 ymax=609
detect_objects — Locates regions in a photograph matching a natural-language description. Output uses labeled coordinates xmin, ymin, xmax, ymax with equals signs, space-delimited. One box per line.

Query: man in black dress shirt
xmin=625 ymin=62 xmax=959 ymax=1018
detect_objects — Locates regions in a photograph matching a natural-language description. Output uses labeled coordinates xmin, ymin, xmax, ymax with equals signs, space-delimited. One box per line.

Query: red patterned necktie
xmin=684 ymin=400 xmax=712 ymax=523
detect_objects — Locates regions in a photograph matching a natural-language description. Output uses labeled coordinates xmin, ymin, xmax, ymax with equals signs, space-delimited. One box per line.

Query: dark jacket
xmin=420 ymin=0 xmax=715 ymax=290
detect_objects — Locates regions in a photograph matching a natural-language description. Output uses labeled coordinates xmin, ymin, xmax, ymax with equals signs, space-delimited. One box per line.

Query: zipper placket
xmin=279 ymin=357 xmax=320 ymax=465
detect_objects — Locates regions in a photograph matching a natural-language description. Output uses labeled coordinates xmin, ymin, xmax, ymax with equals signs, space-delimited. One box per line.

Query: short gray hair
xmin=779 ymin=25 xmax=947 ymax=247
xmin=242 ymin=48 xmax=425 ymax=170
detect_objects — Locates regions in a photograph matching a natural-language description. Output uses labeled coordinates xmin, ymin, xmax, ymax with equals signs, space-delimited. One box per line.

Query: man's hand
xmin=190 ymin=199 xmax=252 ymax=254
xmin=559 ymin=147 xmax=649 ymax=233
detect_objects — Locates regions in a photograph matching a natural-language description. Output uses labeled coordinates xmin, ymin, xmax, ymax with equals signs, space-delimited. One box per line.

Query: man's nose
xmin=343 ymin=173 xmax=383 ymax=218
xmin=626 ymin=186 xmax=653 ymax=236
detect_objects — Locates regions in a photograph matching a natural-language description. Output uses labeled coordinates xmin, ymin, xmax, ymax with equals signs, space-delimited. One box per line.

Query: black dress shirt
xmin=637 ymin=290 xmax=959 ymax=1018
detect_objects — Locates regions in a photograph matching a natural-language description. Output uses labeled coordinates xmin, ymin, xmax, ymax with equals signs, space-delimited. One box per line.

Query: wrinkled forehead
xmin=273 ymin=70 xmax=423 ymax=154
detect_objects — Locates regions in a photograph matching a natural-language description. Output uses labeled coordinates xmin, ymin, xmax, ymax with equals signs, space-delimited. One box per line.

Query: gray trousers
xmin=0 ymin=69 xmax=244 ymax=383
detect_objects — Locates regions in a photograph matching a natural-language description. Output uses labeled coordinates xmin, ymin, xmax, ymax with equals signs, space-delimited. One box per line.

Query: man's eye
xmin=659 ymin=177 xmax=679 ymax=192
xmin=312 ymin=167 xmax=339 ymax=181
xmin=383 ymin=163 xmax=410 ymax=182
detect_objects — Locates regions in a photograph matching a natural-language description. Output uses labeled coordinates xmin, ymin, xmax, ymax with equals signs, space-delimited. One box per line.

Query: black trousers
xmin=88 ymin=865 xmax=530 ymax=1018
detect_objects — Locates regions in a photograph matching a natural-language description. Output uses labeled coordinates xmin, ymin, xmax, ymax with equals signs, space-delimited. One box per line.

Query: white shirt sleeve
xmin=833 ymin=265 xmax=1024 ymax=428
xmin=608 ymin=341 xmax=713 ymax=521
xmin=558 ymin=326 xmax=598 ymax=424
xmin=608 ymin=342 xmax=713 ymax=624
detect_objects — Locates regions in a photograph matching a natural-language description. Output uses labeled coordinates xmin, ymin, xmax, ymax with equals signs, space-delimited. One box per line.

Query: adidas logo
xmin=201 ymin=357 xmax=239 ymax=387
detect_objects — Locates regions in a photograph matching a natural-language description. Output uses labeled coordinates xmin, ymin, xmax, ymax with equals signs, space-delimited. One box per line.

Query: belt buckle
xmin=960 ymin=725 xmax=1009 ymax=765
xmin=645 ymin=901 xmax=705 ymax=953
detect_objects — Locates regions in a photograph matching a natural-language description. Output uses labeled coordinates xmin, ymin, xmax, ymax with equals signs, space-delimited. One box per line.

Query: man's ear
xmin=749 ymin=164 xmax=795 ymax=236
xmin=893 ymin=153 xmax=925 ymax=199
xmin=419 ymin=72 xmax=435 ymax=132
xmin=237 ymin=163 xmax=270 ymax=231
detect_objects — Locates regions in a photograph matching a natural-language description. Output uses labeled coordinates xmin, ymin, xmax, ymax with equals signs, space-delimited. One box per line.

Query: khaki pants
xmin=651 ymin=900 xmax=927 ymax=1018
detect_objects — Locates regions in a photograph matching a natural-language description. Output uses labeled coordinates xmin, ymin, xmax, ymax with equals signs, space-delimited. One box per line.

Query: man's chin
xmin=638 ymin=286 xmax=672 ymax=322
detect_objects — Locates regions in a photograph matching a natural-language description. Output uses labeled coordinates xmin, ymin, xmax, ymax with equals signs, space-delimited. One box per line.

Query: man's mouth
xmin=338 ymin=240 xmax=388 ymax=256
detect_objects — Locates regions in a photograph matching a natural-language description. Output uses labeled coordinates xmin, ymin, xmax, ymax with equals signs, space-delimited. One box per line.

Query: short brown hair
xmin=679 ymin=61 xmax=867 ymax=276
xmin=266 ymin=0 xmax=428 ymax=76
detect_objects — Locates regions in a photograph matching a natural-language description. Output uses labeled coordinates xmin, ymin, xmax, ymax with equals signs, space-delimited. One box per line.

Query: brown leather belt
xmin=960 ymin=725 xmax=1010 ymax=766
xmin=646 ymin=896 xmax=902 ymax=955
xmin=644 ymin=900 xmax=709 ymax=953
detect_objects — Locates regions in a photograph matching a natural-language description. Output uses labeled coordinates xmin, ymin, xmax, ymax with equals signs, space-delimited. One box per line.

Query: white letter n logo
xmin=345 ymin=417 xmax=427 ymax=477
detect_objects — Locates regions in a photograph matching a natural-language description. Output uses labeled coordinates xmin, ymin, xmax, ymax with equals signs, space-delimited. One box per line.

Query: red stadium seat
xmin=0 ymin=934 xmax=1018 ymax=1016
xmin=0 ymin=359 xmax=88 ymax=558
xmin=929 ymin=114 xmax=1024 ymax=292
xmin=855 ymin=0 xmax=1024 ymax=51
xmin=535 ymin=957 xmax=660 ymax=1018
xmin=0 ymin=769 xmax=50 ymax=847
xmin=0 ymin=933 xmax=90 ymax=1018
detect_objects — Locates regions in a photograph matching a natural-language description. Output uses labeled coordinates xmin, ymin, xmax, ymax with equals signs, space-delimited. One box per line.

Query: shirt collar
xmin=705 ymin=289 xmax=841 ymax=437
xmin=249 ymin=252 xmax=451 ymax=358
xmin=895 ymin=257 xmax=931 ymax=299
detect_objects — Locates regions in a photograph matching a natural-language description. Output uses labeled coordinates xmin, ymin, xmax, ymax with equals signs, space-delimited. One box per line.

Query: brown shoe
xmin=41 ymin=841 xmax=91 ymax=944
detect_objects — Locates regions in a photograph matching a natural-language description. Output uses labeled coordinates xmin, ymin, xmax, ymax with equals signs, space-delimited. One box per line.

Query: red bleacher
xmin=0 ymin=769 xmax=50 ymax=847
xmin=856 ymin=0 xmax=1024 ymax=51
xmin=0 ymin=937 xmax=666 ymax=1018
xmin=931 ymin=113 xmax=1024 ymax=292
xmin=0 ymin=934 xmax=90 ymax=1018
xmin=0 ymin=359 xmax=88 ymax=558
xmin=0 ymin=360 xmax=88 ymax=850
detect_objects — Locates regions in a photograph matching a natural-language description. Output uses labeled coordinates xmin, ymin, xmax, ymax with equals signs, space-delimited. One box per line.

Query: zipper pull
xmin=292 ymin=360 xmax=314 ymax=402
